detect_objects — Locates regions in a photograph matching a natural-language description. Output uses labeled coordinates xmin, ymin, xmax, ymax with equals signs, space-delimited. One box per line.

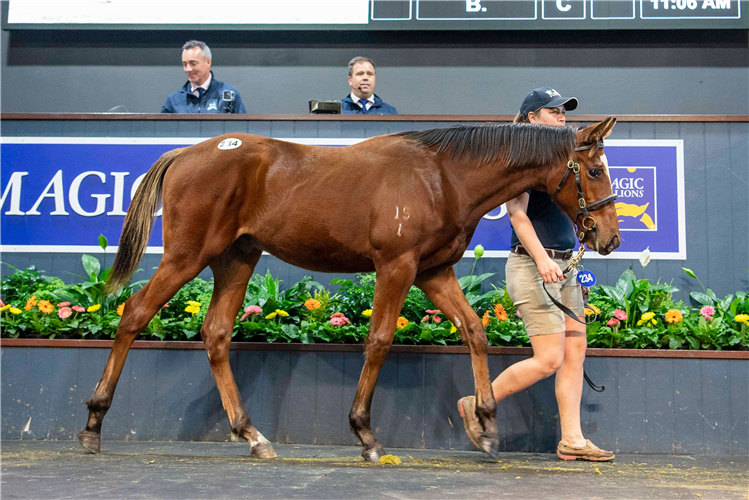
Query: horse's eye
xmin=588 ymin=169 xmax=601 ymax=178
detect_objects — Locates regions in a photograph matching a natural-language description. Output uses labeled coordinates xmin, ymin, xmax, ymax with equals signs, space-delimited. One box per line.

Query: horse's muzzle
xmin=600 ymin=235 xmax=620 ymax=256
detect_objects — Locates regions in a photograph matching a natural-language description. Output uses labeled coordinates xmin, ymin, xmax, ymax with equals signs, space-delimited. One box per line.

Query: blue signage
xmin=0 ymin=138 xmax=685 ymax=259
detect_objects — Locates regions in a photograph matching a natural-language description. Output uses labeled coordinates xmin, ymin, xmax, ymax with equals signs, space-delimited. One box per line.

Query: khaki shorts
xmin=505 ymin=253 xmax=584 ymax=336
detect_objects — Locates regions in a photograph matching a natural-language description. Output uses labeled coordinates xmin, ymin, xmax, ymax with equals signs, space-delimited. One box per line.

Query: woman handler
xmin=458 ymin=87 xmax=614 ymax=462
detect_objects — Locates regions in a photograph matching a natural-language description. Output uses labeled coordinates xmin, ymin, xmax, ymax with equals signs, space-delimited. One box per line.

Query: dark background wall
xmin=1 ymin=29 xmax=747 ymax=115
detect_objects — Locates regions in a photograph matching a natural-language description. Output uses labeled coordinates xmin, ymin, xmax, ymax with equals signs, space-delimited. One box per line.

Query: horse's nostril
xmin=608 ymin=235 xmax=621 ymax=252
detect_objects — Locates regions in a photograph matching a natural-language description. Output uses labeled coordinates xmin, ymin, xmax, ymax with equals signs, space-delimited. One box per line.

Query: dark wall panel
xmin=1 ymin=30 xmax=747 ymax=115
xmin=2 ymin=346 xmax=747 ymax=456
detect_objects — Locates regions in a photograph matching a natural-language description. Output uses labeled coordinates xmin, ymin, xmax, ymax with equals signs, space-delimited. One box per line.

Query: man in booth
xmin=161 ymin=40 xmax=246 ymax=114
xmin=341 ymin=57 xmax=398 ymax=115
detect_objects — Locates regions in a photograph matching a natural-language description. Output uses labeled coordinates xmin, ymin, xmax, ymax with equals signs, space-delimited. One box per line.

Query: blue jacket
xmin=341 ymin=94 xmax=398 ymax=115
xmin=161 ymin=72 xmax=246 ymax=114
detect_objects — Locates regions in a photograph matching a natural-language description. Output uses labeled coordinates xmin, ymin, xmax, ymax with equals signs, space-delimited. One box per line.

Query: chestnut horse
xmin=79 ymin=118 xmax=620 ymax=461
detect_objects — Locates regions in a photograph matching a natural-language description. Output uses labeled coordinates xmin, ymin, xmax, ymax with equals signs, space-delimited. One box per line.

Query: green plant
xmin=1 ymin=264 xmax=64 ymax=303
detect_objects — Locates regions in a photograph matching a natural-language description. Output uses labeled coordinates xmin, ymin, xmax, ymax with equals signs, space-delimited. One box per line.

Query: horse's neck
xmin=456 ymin=158 xmax=550 ymax=221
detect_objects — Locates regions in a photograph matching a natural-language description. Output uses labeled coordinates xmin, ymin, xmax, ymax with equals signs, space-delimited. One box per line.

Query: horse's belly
xmin=259 ymin=242 xmax=376 ymax=274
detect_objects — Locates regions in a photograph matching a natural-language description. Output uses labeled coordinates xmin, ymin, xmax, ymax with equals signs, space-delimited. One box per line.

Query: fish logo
xmin=615 ymin=202 xmax=655 ymax=230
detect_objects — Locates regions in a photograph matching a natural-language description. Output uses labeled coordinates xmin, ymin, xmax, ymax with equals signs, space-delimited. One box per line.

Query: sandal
xmin=557 ymin=439 xmax=615 ymax=462
xmin=457 ymin=396 xmax=483 ymax=451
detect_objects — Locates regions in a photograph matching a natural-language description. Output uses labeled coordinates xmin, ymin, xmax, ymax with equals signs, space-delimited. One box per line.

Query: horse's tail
xmin=105 ymin=147 xmax=185 ymax=295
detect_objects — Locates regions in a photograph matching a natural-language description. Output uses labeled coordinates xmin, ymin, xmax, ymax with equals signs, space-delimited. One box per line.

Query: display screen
xmin=4 ymin=0 xmax=747 ymax=30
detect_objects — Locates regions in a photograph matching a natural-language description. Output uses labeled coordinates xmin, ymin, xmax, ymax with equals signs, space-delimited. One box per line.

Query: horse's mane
xmin=395 ymin=123 xmax=576 ymax=168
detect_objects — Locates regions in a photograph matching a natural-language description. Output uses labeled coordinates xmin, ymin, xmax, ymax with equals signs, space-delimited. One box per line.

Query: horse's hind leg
xmin=415 ymin=265 xmax=499 ymax=458
xmin=78 ymin=254 xmax=209 ymax=453
xmin=202 ymin=244 xmax=276 ymax=458
xmin=349 ymin=253 xmax=418 ymax=462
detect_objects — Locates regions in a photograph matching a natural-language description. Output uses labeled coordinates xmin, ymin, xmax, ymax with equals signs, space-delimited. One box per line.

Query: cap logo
xmin=545 ymin=89 xmax=561 ymax=98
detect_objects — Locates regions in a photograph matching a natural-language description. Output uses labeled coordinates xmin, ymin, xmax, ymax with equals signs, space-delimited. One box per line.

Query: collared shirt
xmin=350 ymin=93 xmax=374 ymax=111
xmin=190 ymin=74 xmax=212 ymax=97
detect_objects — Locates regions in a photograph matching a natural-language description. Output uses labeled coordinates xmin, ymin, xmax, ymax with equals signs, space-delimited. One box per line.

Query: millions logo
xmin=609 ymin=166 xmax=657 ymax=231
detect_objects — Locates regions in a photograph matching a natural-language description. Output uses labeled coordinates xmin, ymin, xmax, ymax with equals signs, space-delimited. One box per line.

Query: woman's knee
xmin=535 ymin=350 xmax=564 ymax=377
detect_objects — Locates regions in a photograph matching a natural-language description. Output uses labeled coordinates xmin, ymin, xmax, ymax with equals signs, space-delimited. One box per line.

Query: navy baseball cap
xmin=519 ymin=87 xmax=578 ymax=117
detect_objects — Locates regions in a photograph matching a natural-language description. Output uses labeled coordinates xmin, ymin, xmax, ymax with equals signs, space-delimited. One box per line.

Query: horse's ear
xmin=577 ymin=116 xmax=617 ymax=144
xmin=599 ymin=116 xmax=617 ymax=139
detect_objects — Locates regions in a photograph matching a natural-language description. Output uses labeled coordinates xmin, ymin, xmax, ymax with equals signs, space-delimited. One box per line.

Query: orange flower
xmin=665 ymin=309 xmax=683 ymax=324
xmin=396 ymin=316 xmax=409 ymax=329
xmin=304 ymin=298 xmax=321 ymax=310
xmin=37 ymin=300 xmax=54 ymax=314
xmin=494 ymin=304 xmax=508 ymax=322
xmin=116 ymin=303 xmax=125 ymax=317
xmin=481 ymin=310 xmax=490 ymax=327
xmin=24 ymin=296 xmax=37 ymax=311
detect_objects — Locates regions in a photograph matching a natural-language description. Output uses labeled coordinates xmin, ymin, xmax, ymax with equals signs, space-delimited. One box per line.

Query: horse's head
xmin=549 ymin=117 xmax=621 ymax=256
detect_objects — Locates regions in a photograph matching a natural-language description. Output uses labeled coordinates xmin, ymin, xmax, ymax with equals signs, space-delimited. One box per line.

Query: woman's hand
xmin=536 ymin=256 xmax=565 ymax=283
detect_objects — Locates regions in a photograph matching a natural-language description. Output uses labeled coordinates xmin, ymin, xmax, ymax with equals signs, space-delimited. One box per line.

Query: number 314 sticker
xmin=218 ymin=138 xmax=242 ymax=150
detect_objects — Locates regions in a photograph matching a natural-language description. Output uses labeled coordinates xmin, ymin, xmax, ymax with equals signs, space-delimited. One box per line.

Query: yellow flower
xmin=184 ymin=304 xmax=200 ymax=315
xmin=116 ymin=303 xmax=125 ymax=317
xmin=266 ymin=312 xmax=278 ymax=320
xmin=9 ymin=307 xmax=22 ymax=315
xmin=734 ymin=314 xmax=749 ymax=325
xmin=0 ymin=304 xmax=11 ymax=312
xmin=87 ymin=304 xmax=101 ymax=313
xmin=187 ymin=300 xmax=201 ymax=307
xmin=38 ymin=300 xmax=54 ymax=314
xmin=584 ymin=304 xmax=601 ymax=316
xmin=361 ymin=309 xmax=373 ymax=318
xmin=481 ymin=310 xmax=490 ymax=327
xmin=665 ymin=309 xmax=683 ymax=324
xmin=641 ymin=311 xmax=656 ymax=321
xmin=396 ymin=316 xmax=409 ymax=329
xmin=276 ymin=309 xmax=289 ymax=317
xmin=24 ymin=296 xmax=37 ymax=311
xmin=304 ymin=299 xmax=321 ymax=310
xmin=450 ymin=325 xmax=457 ymax=334
xmin=494 ymin=304 xmax=508 ymax=322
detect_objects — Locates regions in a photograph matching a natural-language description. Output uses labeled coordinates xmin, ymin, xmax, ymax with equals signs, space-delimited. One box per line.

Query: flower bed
xmin=2 ymin=241 xmax=748 ymax=350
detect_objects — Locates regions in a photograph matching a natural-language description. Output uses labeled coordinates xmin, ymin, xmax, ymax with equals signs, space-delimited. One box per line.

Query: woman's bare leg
xmin=490 ymin=331 xmax=565 ymax=402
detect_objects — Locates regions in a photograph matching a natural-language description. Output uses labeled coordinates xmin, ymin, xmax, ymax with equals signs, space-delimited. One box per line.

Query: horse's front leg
xmin=349 ymin=254 xmax=418 ymax=462
xmin=415 ymin=265 xmax=499 ymax=458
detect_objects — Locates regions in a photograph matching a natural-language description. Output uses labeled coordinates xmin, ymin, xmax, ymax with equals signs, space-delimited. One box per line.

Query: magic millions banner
xmin=0 ymin=137 xmax=685 ymax=260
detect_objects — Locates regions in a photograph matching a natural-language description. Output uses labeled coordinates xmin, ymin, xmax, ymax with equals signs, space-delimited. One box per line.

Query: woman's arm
xmin=507 ymin=193 xmax=565 ymax=284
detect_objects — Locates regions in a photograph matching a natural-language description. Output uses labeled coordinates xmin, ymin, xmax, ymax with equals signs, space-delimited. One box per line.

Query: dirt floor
xmin=1 ymin=441 xmax=747 ymax=499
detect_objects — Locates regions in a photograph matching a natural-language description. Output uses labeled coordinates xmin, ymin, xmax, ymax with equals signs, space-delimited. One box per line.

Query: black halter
xmin=550 ymin=139 xmax=618 ymax=245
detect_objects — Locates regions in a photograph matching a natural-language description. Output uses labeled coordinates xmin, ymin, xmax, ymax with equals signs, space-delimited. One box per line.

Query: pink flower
xmin=607 ymin=318 xmax=620 ymax=327
xmin=330 ymin=312 xmax=351 ymax=326
xmin=57 ymin=302 xmax=71 ymax=307
xmin=72 ymin=305 xmax=86 ymax=313
xmin=421 ymin=315 xmax=430 ymax=323
xmin=433 ymin=316 xmax=442 ymax=323
xmin=58 ymin=307 xmax=72 ymax=319
xmin=700 ymin=306 xmax=716 ymax=320
xmin=613 ymin=309 xmax=628 ymax=321
xmin=239 ymin=305 xmax=263 ymax=322
xmin=425 ymin=309 xmax=441 ymax=314
xmin=516 ymin=311 xmax=522 ymax=318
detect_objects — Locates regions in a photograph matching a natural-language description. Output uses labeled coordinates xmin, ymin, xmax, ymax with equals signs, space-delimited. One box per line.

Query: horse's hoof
xmin=251 ymin=442 xmax=277 ymax=459
xmin=479 ymin=435 xmax=500 ymax=460
xmin=78 ymin=430 xmax=101 ymax=454
xmin=362 ymin=446 xmax=385 ymax=463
